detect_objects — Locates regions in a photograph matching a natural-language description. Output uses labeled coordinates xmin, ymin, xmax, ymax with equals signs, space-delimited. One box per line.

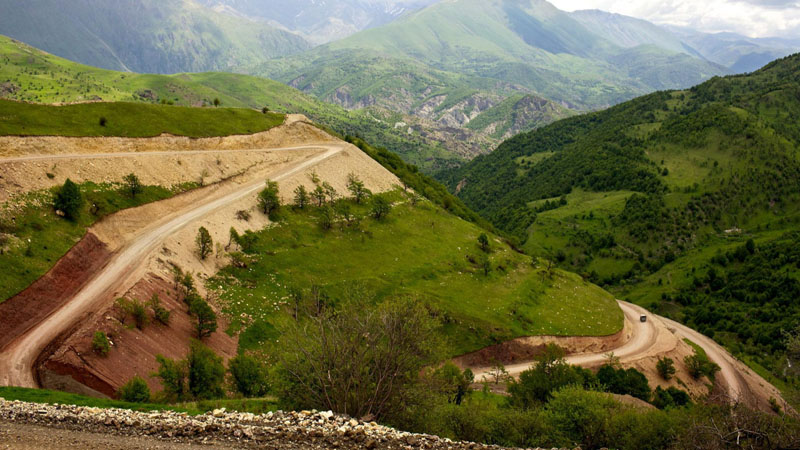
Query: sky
xmin=548 ymin=0 xmax=800 ymax=38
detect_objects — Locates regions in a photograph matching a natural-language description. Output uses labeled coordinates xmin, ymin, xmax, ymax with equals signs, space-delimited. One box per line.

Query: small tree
xmin=478 ymin=233 xmax=490 ymax=252
xmin=371 ymin=195 xmax=391 ymax=220
xmin=228 ymin=354 xmax=269 ymax=397
xmin=213 ymin=97 xmax=220 ymax=107
xmin=54 ymin=179 xmax=83 ymax=220
xmin=189 ymin=298 xmax=218 ymax=339
xmin=99 ymin=116 xmax=107 ymax=127
xmin=92 ymin=331 xmax=110 ymax=356
xmin=188 ymin=340 xmax=225 ymax=400
xmin=656 ymin=356 xmax=676 ymax=380
xmin=261 ymin=106 xmax=269 ymax=114
xmin=258 ymin=180 xmax=281 ymax=217
xmin=346 ymin=173 xmax=371 ymax=204
xmin=311 ymin=185 xmax=326 ymax=207
xmin=293 ymin=185 xmax=309 ymax=209
xmin=196 ymin=227 xmax=213 ymax=260
xmin=322 ymin=181 xmax=338 ymax=203
xmin=123 ymin=173 xmax=142 ymax=198
xmin=154 ymin=355 xmax=188 ymax=401
xmin=319 ymin=206 xmax=335 ymax=230
xmin=148 ymin=294 xmax=170 ymax=325
xmin=118 ymin=376 xmax=150 ymax=403
xmin=131 ymin=298 xmax=148 ymax=330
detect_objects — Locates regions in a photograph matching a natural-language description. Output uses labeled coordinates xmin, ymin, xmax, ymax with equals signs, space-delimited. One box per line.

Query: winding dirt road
xmin=471 ymin=301 xmax=776 ymax=407
xmin=0 ymin=143 xmax=345 ymax=388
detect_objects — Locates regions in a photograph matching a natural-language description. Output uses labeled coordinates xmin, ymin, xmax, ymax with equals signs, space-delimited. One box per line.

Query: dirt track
xmin=470 ymin=301 xmax=786 ymax=410
xmin=0 ymin=143 xmax=346 ymax=389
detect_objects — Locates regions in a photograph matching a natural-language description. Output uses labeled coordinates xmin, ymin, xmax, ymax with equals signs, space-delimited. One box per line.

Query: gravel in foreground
xmin=0 ymin=398 xmax=579 ymax=450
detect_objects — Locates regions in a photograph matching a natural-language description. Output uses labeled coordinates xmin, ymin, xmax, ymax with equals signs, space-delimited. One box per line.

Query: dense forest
xmin=442 ymin=53 xmax=800 ymax=390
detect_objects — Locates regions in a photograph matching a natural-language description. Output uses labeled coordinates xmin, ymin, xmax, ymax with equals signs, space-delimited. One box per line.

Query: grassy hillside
xmin=0 ymin=100 xmax=283 ymax=137
xmin=210 ymin=189 xmax=622 ymax=357
xmin=446 ymin=53 xmax=800 ymax=386
xmin=0 ymin=0 xmax=310 ymax=74
xmin=0 ymin=35 xmax=466 ymax=171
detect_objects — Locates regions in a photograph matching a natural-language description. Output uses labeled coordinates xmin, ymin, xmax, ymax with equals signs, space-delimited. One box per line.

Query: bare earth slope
xmin=0 ymin=117 xmax=399 ymax=394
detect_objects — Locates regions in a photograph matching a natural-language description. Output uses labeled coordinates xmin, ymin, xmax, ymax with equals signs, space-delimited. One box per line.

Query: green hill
xmin=0 ymin=35 xmax=467 ymax=171
xmin=0 ymin=0 xmax=310 ymax=74
xmin=446 ymin=53 xmax=800 ymax=383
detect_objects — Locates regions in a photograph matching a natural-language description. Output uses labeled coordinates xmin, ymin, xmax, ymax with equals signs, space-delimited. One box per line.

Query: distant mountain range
xmin=1 ymin=0 xmax=798 ymax=172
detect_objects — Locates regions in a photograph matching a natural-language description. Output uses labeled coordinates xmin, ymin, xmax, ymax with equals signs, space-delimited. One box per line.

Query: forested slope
xmin=445 ymin=53 xmax=800 ymax=386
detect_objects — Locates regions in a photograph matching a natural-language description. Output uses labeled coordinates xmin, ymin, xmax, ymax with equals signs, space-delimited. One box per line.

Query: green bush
xmin=228 ymin=354 xmax=269 ymax=397
xmin=188 ymin=340 xmax=226 ymax=400
xmin=118 ymin=376 xmax=151 ymax=403
xmin=656 ymin=357 xmax=676 ymax=380
xmin=148 ymin=294 xmax=170 ymax=325
xmin=371 ymin=194 xmax=392 ymax=220
xmin=91 ymin=331 xmax=110 ymax=356
xmin=508 ymin=344 xmax=595 ymax=407
xmin=596 ymin=364 xmax=651 ymax=401
xmin=154 ymin=355 xmax=188 ymax=401
xmin=189 ymin=298 xmax=218 ymax=339
xmin=130 ymin=298 xmax=148 ymax=330
xmin=53 ymin=179 xmax=83 ymax=220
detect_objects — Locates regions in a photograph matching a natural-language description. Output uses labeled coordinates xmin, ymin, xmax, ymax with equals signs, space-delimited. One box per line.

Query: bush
xmin=122 ymin=173 xmax=142 ymax=198
xmin=53 ymin=179 xmax=83 ymax=220
xmin=371 ymin=195 xmax=392 ymax=220
xmin=651 ymin=386 xmax=691 ymax=410
xmin=91 ymin=331 xmax=110 ymax=356
xmin=347 ymin=173 xmax=371 ymax=203
xmin=478 ymin=233 xmax=490 ymax=252
xmin=596 ymin=365 xmax=651 ymax=401
xmin=656 ymin=357 xmax=676 ymax=380
xmin=684 ymin=354 xmax=720 ymax=381
xmin=293 ymin=185 xmax=309 ymax=209
xmin=99 ymin=116 xmax=107 ymax=127
xmin=258 ymin=180 xmax=280 ymax=217
xmin=188 ymin=340 xmax=226 ymax=400
xmin=228 ymin=354 xmax=269 ymax=397
xmin=130 ymin=298 xmax=148 ymax=330
xmin=509 ymin=344 xmax=595 ymax=407
xmin=154 ymin=355 xmax=188 ymax=401
xmin=545 ymin=386 xmax=620 ymax=450
xmin=118 ymin=376 xmax=151 ymax=403
xmin=196 ymin=226 xmax=213 ymax=260
xmin=148 ymin=294 xmax=170 ymax=325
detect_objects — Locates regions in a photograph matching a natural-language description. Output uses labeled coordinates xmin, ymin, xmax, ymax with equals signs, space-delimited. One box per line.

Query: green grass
xmin=210 ymin=190 xmax=623 ymax=356
xmin=0 ymin=99 xmax=284 ymax=138
xmin=0 ymin=181 xmax=196 ymax=302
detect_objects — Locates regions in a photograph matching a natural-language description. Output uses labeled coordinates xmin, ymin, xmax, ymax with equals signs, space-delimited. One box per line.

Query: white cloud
xmin=549 ymin=0 xmax=800 ymax=37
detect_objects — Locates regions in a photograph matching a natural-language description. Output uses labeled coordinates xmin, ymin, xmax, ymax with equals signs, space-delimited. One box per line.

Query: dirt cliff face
xmin=41 ymin=274 xmax=237 ymax=397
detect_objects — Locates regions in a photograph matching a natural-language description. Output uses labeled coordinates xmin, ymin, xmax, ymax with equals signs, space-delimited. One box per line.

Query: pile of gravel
xmin=0 ymin=398 xmax=579 ymax=449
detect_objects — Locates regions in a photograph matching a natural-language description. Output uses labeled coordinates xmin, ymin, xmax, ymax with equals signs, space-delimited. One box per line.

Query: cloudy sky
xmin=548 ymin=0 xmax=800 ymax=38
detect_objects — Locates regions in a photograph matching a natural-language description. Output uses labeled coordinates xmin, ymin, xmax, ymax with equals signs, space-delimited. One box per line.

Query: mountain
xmin=259 ymin=0 xmax=728 ymax=113
xmin=197 ymin=0 xmax=438 ymax=44
xmin=0 ymin=0 xmax=311 ymax=74
xmin=444 ymin=53 xmax=800 ymax=382
xmin=667 ymin=26 xmax=800 ymax=73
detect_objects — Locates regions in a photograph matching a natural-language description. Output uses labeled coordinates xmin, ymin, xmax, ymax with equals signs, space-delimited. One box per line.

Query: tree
xmin=432 ymin=363 xmax=474 ymax=405
xmin=347 ymin=173 xmax=371 ymax=204
xmin=118 ymin=376 xmax=150 ymax=403
xmin=261 ymin=106 xmax=269 ymax=114
xmin=123 ymin=173 xmax=142 ymax=198
xmin=319 ymin=206 xmax=335 ymax=230
xmin=293 ymin=185 xmax=309 ymax=209
xmin=656 ymin=357 xmax=676 ymax=380
xmin=54 ymin=179 xmax=83 ymax=220
xmin=148 ymin=294 xmax=170 ymax=325
xmin=478 ymin=233 xmax=490 ymax=252
xmin=228 ymin=354 xmax=269 ymax=397
xmin=258 ymin=180 xmax=281 ymax=217
xmin=154 ymin=355 xmax=188 ymax=401
xmin=311 ymin=185 xmax=326 ymax=207
xmin=322 ymin=181 xmax=338 ymax=203
xmin=508 ymin=344 xmax=594 ymax=407
xmin=187 ymin=340 xmax=225 ymax=400
xmin=92 ymin=331 xmax=110 ymax=356
xmin=596 ymin=365 xmax=651 ymax=401
xmin=371 ymin=195 xmax=392 ymax=220
xmin=196 ymin=227 xmax=213 ymax=260
xmin=275 ymin=298 xmax=438 ymax=419
xmin=684 ymin=353 xmax=720 ymax=381
xmin=213 ymin=97 xmax=220 ymax=107
xmin=99 ymin=116 xmax=107 ymax=127
xmin=189 ymin=298 xmax=217 ymax=339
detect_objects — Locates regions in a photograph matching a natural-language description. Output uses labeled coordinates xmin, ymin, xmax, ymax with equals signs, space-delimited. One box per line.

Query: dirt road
xmin=471 ymin=301 xmax=776 ymax=406
xmin=0 ymin=143 xmax=345 ymax=388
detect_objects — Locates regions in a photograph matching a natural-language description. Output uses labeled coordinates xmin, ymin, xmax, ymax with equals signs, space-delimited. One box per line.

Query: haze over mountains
xmin=1 ymin=0 xmax=798 ymax=171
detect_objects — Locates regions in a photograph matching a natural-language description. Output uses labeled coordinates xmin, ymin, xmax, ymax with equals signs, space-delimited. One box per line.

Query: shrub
xmin=123 ymin=173 xmax=142 ymax=198
xmin=118 ymin=376 xmax=151 ymax=403
xmin=148 ymin=294 xmax=170 ymax=325
xmin=478 ymin=233 xmax=490 ymax=252
xmin=371 ymin=195 xmax=392 ymax=220
xmin=509 ymin=344 xmax=595 ymax=407
xmin=596 ymin=365 xmax=651 ymax=401
xmin=684 ymin=354 xmax=720 ymax=381
xmin=228 ymin=354 xmax=269 ymax=397
xmin=99 ymin=116 xmax=107 ymax=127
xmin=130 ymin=298 xmax=148 ymax=330
xmin=346 ymin=173 xmax=371 ymax=203
xmin=188 ymin=340 xmax=226 ymax=400
xmin=293 ymin=185 xmax=309 ymax=209
xmin=656 ymin=357 xmax=676 ymax=380
xmin=53 ymin=179 xmax=83 ymax=220
xmin=258 ymin=180 xmax=281 ymax=218
xmin=91 ymin=331 xmax=110 ymax=356
xmin=154 ymin=355 xmax=188 ymax=401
